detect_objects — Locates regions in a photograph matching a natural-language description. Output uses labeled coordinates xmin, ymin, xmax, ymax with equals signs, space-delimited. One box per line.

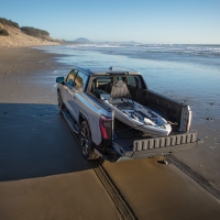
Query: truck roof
xmin=74 ymin=66 xmax=141 ymax=76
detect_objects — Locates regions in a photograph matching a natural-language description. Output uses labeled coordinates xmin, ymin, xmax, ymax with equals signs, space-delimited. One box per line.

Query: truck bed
xmin=112 ymin=120 xmax=202 ymax=161
xmin=88 ymin=89 xmax=201 ymax=161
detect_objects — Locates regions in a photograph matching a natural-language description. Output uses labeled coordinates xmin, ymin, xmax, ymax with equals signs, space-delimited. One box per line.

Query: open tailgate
xmin=125 ymin=132 xmax=203 ymax=159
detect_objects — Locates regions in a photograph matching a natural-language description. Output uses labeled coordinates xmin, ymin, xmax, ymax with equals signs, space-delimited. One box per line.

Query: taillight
xmin=99 ymin=115 xmax=112 ymax=140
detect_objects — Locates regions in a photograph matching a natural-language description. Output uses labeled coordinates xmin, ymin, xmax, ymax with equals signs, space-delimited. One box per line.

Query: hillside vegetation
xmin=0 ymin=29 xmax=9 ymax=36
xmin=20 ymin=26 xmax=49 ymax=38
xmin=0 ymin=17 xmax=58 ymax=47
xmin=0 ymin=17 xmax=19 ymax=29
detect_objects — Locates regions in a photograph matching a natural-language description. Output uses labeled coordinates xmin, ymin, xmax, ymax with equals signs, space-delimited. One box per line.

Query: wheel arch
xmin=79 ymin=112 xmax=99 ymax=160
xmin=57 ymin=88 xmax=62 ymax=97
xmin=79 ymin=111 xmax=90 ymax=126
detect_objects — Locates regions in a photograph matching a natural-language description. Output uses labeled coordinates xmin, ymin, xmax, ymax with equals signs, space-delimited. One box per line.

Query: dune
xmin=0 ymin=23 xmax=59 ymax=47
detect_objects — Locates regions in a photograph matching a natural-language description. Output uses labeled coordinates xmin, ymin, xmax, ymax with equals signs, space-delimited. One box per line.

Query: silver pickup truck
xmin=56 ymin=66 xmax=203 ymax=162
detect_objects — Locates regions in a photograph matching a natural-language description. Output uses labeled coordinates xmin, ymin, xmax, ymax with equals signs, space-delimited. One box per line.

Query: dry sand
xmin=0 ymin=47 xmax=220 ymax=219
xmin=0 ymin=23 xmax=58 ymax=47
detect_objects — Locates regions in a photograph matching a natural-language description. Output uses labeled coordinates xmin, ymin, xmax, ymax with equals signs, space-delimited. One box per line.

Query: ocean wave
xmin=67 ymin=43 xmax=123 ymax=48
xmin=66 ymin=43 xmax=220 ymax=58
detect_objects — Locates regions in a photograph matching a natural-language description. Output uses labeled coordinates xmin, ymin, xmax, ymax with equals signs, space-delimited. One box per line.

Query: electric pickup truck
xmin=56 ymin=66 xmax=203 ymax=162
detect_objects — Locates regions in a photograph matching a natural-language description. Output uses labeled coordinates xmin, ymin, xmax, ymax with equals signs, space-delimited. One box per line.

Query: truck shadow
xmin=0 ymin=103 xmax=97 ymax=181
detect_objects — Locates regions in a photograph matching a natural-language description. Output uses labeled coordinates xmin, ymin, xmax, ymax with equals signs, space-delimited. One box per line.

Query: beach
xmin=0 ymin=47 xmax=120 ymax=219
xmin=0 ymin=46 xmax=220 ymax=219
xmin=37 ymin=44 xmax=220 ymax=190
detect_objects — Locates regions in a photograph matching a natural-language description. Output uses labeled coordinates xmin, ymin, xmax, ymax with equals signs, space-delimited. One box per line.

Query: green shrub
xmin=21 ymin=26 xmax=49 ymax=38
xmin=0 ymin=17 xmax=51 ymax=39
xmin=0 ymin=17 xmax=19 ymax=28
xmin=0 ymin=29 xmax=9 ymax=36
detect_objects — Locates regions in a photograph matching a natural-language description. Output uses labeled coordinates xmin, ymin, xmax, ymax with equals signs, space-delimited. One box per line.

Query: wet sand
xmin=101 ymin=157 xmax=220 ymax=219
xmin=0 ymin=47 xmax=220 ymax=219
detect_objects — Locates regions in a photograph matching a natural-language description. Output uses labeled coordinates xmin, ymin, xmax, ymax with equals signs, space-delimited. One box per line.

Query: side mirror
xmin=56 ymin=76 xmax=65 ymax=84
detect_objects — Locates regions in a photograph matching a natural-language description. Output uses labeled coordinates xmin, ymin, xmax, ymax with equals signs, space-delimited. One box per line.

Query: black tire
xmin=79 ymin=121 xmax=99 ymax=160
xmin=57 ymin=91 xmax=64 ymax=114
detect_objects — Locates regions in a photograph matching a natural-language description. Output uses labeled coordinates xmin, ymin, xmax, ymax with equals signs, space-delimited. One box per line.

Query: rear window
xmin=90 ymin=75 xmax=146 ymax=94
xmin=96 ymin=77 xmax=112 ymax=87
xmin=127 ymin=76 xmax=137 ymax=87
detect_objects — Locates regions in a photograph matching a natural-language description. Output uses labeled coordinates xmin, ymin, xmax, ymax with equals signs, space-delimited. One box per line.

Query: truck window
xmin=91 ymin=77 xmax=111 ymax=92
xmin=75 ymin=71 xmax=88 ymax=90
xmin=66 ymin=69 xmax=78 ymax=86
xmin=127 ymin=76 xmax=137 ymax=87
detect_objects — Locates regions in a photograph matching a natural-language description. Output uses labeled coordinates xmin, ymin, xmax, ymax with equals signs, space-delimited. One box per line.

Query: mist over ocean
xmin=38 ymin=43 xmax=220 ymax=124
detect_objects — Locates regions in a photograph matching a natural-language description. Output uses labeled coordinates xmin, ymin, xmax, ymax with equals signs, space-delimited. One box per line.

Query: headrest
xmin=110 ymin=80 xmax=131 ymax=99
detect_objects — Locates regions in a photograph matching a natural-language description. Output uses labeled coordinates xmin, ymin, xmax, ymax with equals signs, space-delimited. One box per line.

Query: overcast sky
xmin=1 ymin=0 xmax=220 ymax=44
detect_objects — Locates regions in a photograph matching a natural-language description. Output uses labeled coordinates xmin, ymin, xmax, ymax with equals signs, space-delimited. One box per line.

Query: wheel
xmin=79 ymin=121 xmax=99 ymax=160
xmin=57 ymin=91 xmax=64 ymax=113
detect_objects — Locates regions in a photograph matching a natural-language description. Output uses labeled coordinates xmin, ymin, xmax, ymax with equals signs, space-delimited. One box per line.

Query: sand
xmin=0 ymin=47 xmax=220 ymax=219
xmin=101 ymin=157 xmax=220 ymax=219
xmin=0 ymin=23 xmax=58 ymax=47
xmin=0 ymin=47 xmax=119 ymax=220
